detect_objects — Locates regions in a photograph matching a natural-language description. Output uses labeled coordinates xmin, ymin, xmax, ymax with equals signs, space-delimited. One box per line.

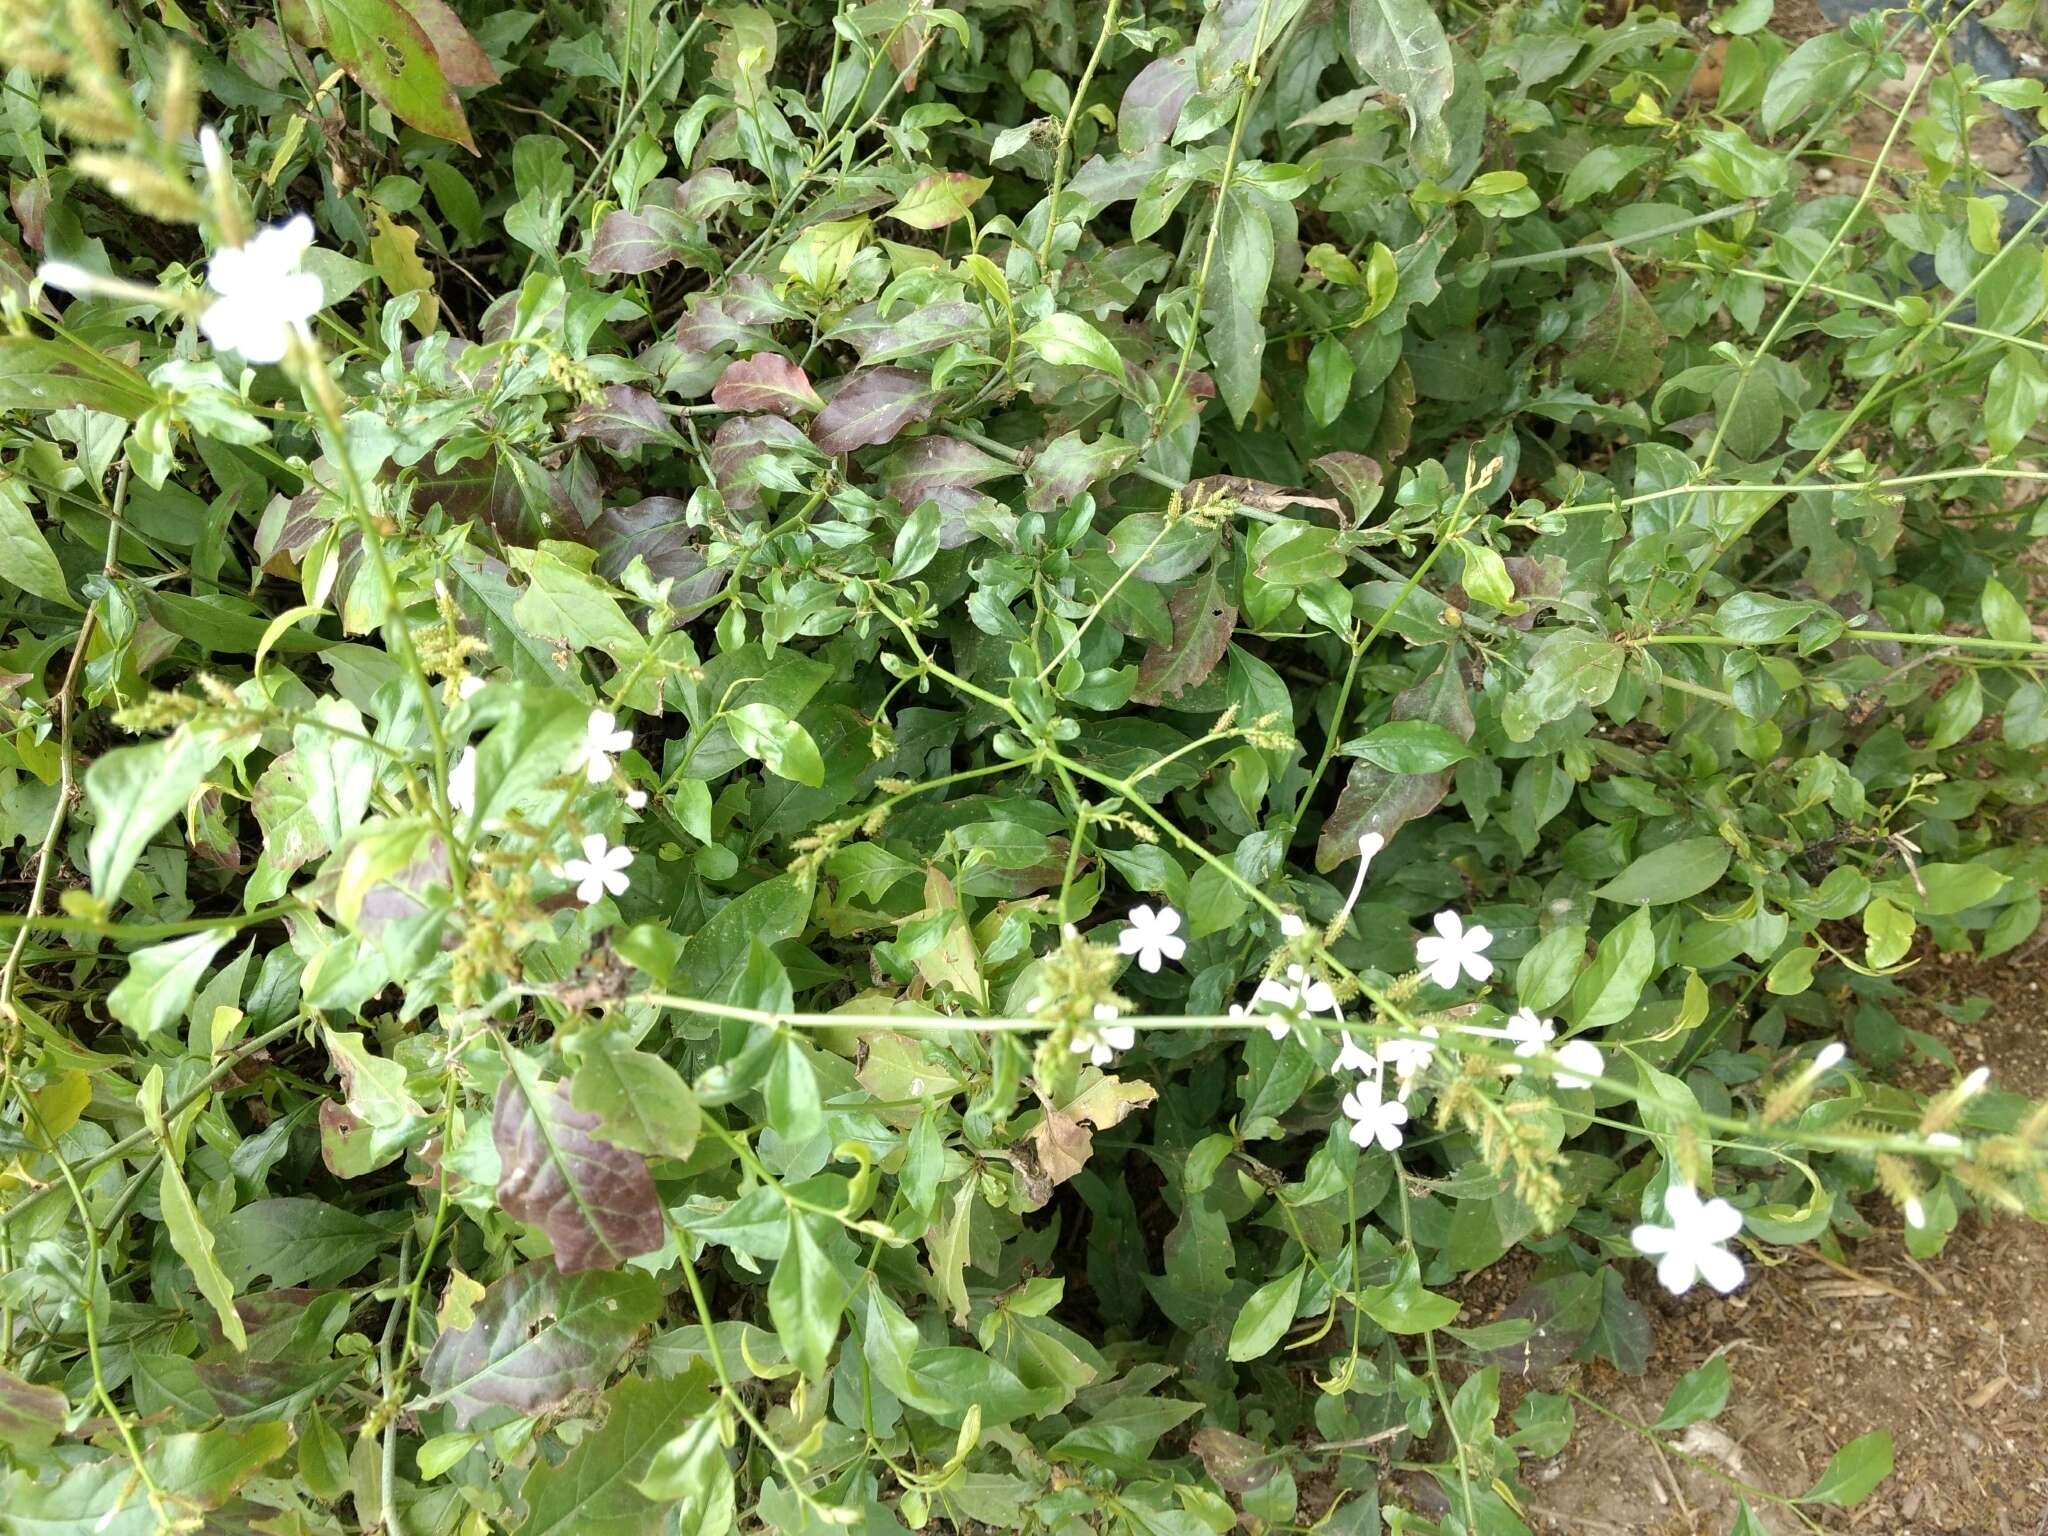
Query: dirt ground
xmin=1492 ymin=943 xmax=2048 ymax=1536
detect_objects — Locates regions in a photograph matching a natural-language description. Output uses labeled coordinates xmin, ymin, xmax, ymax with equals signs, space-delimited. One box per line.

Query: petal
xmin=1154 ymin=905 xmax=1182 ymax=935
xmin=1117 ymin=929 xmax=1145 ymax=955
xmin=1377 ymin=1122 xmax=1405 ymax=1151
xmin=1428 ymin=957 xmax=1462 ymax=990
xmin=603 ymin=869 xmax=631 ymax=895
xmin=1128 ymin=904 xmax=1156 ymax=929
xmin=1656 ymin=1250 xmax=1699 ymax=1296
xmin=1461 ymin=952 xmax=1495 ymax=983
xmin=1463 ymin=923 xmax=1494 ymax=952
xmin=580 ymin=833 xmax=609 ymax=860
xmin=1696 ymin=1245 xmax=1746 ymax=1294
xmin=1663 ymin=1183 xmax=1704 ymax=1223
xmin=277 ymin=271 xmax=324 ymax=322
xmin=1630 ymin=1223 xmax=1675 ymax=1256
xmin=1432 ymin=910 xmax=1463 ymax=941
xmin=1157 ymin=934 xmax=1187 ymax=960
xmin=1138 ymin=947 xmax=1162 ymax=974
xmin=584 ymin=754 xmax=611 ymax=784
xmin=1698 ymin=1198 xmax=1745 ymax=1243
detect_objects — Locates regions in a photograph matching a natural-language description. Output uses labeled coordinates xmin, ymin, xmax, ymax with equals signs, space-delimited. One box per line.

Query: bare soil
xmin=1499 ymin=945 xmax=2048 ymax=1535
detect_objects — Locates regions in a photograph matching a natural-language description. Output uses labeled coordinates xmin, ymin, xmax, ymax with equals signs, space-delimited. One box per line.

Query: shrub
xmin=0 ymin=0 xmax=2045 ymax=1532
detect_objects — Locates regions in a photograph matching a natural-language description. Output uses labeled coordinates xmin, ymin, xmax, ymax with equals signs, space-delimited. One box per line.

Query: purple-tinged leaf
xmin=562 ymin=384 xmax=677 ymax=452
xmin=1119 ymin=52 xmax=1197 ymax=153
xmin=588 ymin=205 xmax=709 ymax=275
xmin=0 ymin=1365 xmax=65 ymax=1452
xmin=877 ymin=435 xmax=1015 ymax=521
xmin=1311 ymin=451 xmax=1384 ymax=524
xmin=712 ymin=354 xmax=825 ymax=417
xmin=1025 ymin=430 xmax=1136 ymax=515
xmin=493 ymin=1057 xmax=663 ymax=1272
xmin=829 ymin=301 xmax=990 ymax=366
xmin=591 ymin=496 xmax=727 ymax=606
xmin=409 ymin=0 xmax=497 ymax=86
xmin=810 ymin=368 xmax=937 ymax=455
xmin=419 ymin=1261 xmax=661 ymax=1428
xmin=299 ymin=0 xmax=476 ymax=152
xmin=710 ymin=414 xmax=818 ymax=511
xmin=1134 ymin=565 xmax=1236 ymax=706
xmin=1316 ymin=648 xmax=1473 ymax=872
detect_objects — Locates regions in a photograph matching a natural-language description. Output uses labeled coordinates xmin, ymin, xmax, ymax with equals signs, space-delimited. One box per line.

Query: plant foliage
xmin=2 ymin=0 xmax=2047 ymax=1532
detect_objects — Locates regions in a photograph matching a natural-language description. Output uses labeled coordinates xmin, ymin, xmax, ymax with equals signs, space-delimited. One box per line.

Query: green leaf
xmin=1594 ymin=837 xmax=1732 ymax=906
xmin=292 ymin=698 xmax=376 ymax=851
xmin=1020 ymin=313 xmax=1128 ymax=384
xmin=677 ymin=874 xmax=812 ymax=1006
xmin=1360 ymin=1274 xmax=1460 ymax=1334
xmin=157 ymin=1151 xmax=248 ymax=1353
xmin=1654 ymin=1357 xmax=1731 ymax=1429
xmin=1764 ymin=945 xmax=1819 ymax=995
xmin=1985 ymin=347 xmax=2048 ymax=457
xmin=1517 ymin=924 xmax=1587 ymax=1014
xmin=1350 ymin=720 xmax=1474 ymax=774
xmin=0 ymin=1367 xmax=67 ymax=1453
xmin=1712 ymin=592 xmax=1820 ymax=643
xmin=892 ymin=499 xmax=942 ymax=579
xmin=0 ymin=334 xmax=157 ymax=417
xmin=301 ymin=0 xmax=477 ymax=150
xmin=1348 ymin=0 xmax=1455 ymax=175
xmin=521 ymin=1374 xmax=718 ymax=1536
xmin=1567 ymin=907 xmax=1655 ymax=1028
xmin=0 ymin=479 xmax=72 ymax=606
xmin=1862 ymin=896 xmax=1914 ymax=969
xmin=107 ymin=928 xmax=231 ymax=1040
xmin=1306 ymin=335 xmax=1354 ymax=426
xmin=1798 ymin=1429 xmax=1893 ymax=1505
xmin=85 ymin=727 xmax=228 ymax=901
xmin=1982 ymin=575 xmax=2032 ymax=645
xmin=1227 ymin=1262 xmax=1306 ymax=1361
xmin=725 ymin=702 xmax=825 ymax=786
xmin=1502 ymin=631 xmax=1624 ymax=742
xmin=633 ymin=1410 xmax=735 ymax=1533
xmin=571 ymin=1039 xmax=702 ymax=1159
xmin=767 ymin=1212 xmax=847 ymax=1380
xmin=1761 ymin=31 xmax=1866 ymax=135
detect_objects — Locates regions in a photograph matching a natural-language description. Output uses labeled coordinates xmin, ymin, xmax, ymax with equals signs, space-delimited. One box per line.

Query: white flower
xmin=1631 ymin=1183 xmax=1745 ymax=1296
xmin=1279 ymin=913 xmax=1306 ymax=939
xmin=1341 ymin=1080 xmax=1409 ymax=1151
xmin=1335 ymin=1031 xmax=1380 ymax=1076
xmin=1415 ymin=910 xmax=1493 ymax=990
xmin=1118 ymin=904 xmax=1186 ymax=974
xmin=447 ymin=746 xmax=478 ymax=816
xmin=1378 ymin=1026 xmax=1439 ymax=1085
xmin=1284 ymin=964 xmax=1339 ymax=1016
xmin=457 ymin=675 xmax=487 ymax=700
xmin=561 ymin=832 xmax=632 ymax=905
xmin=1071 ymin=1004 xmax=1135 ymax=1066
xmin=1236 ymin=976 xmax=1300 ymax=1039
xmin=1333 ymin=830 xmax=1386 ymax=929
xmin=570 ymin=708 xmax=634 ymax=785
xmin=1552 ymin=1039 xmax=1604 ymax=1090
xmin=625 ymin=787 xmax=648 ymax=810
xmin=198 ymin=214 xmax=324 ymax=364
xmin=1503 ymin=1006 xmax=1555 ymax=1058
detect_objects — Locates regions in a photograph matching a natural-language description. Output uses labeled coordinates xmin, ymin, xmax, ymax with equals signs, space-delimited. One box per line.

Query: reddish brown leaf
xmin=1133 ymin=566 xmax=1235 ymax=706
xmin=712 ymin=353 xmax=825 ymax=417
xmin=409 ymin=0 xmax=497 ymax=85
xmin=810 ymin=367 xmax=936 ymax=455
xmin=562 ymin=385 xmax=676 ymax=452
xmin=492 ymin=1062 xmax=663 ymax=1273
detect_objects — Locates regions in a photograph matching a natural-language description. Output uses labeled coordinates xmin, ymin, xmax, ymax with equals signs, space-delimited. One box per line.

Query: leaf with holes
xmin=1133 ymin=566 xmax=1236 ymax=706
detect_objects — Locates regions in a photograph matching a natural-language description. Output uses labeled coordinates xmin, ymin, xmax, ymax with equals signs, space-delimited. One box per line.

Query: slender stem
xmin=1490 ymin=199 xmax=1764 ymax=272
xmin=1037 ymin=0 xmax=1120 ymax=268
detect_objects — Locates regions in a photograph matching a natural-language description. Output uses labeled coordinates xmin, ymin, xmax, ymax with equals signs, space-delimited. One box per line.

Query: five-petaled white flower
xmin=1552 ymin=1039 xmax=1604 ymax=1090
xmin=1284 ymin=964 xmax=1338 ymax=1016
xmin=1118 ymin=904 xmax=1186 ymax=974
xmin=1631 ymin=1183 xmax=1745 ymax=1296
xmin=1504 ymin=1006 xmax=1555 ymax=1057
xmin=1416 ymin=909 xmax=1493 ymax=990
xmin=561 ymin=833 xmax=633 ymax=905
xmin=1341 ymin=1080 xmax=1410 ymax=1151
xmin=1071 ymin=1004 xmax=1135 ymax=1066
xmin=198 ymin=214 xmax=325 ymax=364
xmin=570 ymin=708 xmax=634 ymax=785
xmin=447 ymin=746 xmax=478 ymax=816
xmin=1378 ymin=1025 xmax=1439 ymax=1085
